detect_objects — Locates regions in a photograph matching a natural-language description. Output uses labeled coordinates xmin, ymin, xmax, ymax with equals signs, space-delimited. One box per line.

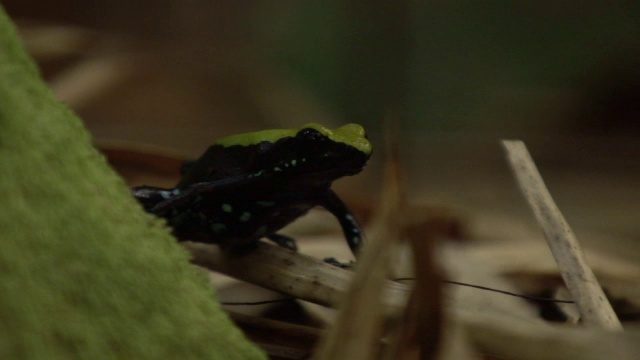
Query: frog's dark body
xmin=133 ymin=124 xmax=370 ymax=255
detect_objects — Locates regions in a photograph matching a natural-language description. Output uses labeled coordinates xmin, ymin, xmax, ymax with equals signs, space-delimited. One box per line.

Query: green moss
xmin=0 ymin=6 xmax=264 ymax=360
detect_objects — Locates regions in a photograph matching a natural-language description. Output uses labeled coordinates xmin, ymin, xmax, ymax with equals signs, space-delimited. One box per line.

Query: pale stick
xmin=502 ymin=140 xmax=622 ymax=331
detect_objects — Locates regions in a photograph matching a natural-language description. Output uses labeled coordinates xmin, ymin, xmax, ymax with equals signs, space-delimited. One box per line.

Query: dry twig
xmin=183 ymin=241 xmax=410 ymax=313
xmin=502 ymin=140 xmax=622 ymax=330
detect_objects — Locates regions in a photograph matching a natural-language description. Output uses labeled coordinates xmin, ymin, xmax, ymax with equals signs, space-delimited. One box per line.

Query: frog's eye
xmin=297 ymin=128 xmax=324 ymax=140
xmin=331 ymin=123 xmax=371 ymax=155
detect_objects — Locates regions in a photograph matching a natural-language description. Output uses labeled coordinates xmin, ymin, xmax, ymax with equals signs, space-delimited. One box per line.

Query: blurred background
xmin=4 ymin=1 xmax=639 ymax=264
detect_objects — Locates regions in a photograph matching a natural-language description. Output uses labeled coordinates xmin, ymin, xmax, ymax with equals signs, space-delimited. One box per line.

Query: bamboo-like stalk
xmin=502 ymin=140 xmax=622 ymax=331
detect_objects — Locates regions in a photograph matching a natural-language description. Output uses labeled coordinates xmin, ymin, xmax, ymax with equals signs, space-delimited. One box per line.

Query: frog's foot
xmin=266 ymin=233 xmax=298 ymax=251
xmin=323 ymin=257 xmax=354 ymax=269
xmin=132 ymin=185 xmax=175 ymax=212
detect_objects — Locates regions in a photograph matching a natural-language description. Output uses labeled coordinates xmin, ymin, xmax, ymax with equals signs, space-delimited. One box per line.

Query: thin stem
xmin=502 ymin=140 xmax=622 ymax=331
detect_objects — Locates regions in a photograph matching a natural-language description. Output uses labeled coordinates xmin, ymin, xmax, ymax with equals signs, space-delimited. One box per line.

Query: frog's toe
xmin=266 ymin=233 xmax=298 ymax=251
xmin=323 ymin=257 xmax=354 ymax=269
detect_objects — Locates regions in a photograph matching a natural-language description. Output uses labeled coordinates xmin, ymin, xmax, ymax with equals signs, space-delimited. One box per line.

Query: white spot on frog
xmin=239 ymin=212 xmax=251 ymax=222
xmin=256 ymin=225 xmax=268 ymax=236
xmin=210 ymin=223 xmax=226 ymax=234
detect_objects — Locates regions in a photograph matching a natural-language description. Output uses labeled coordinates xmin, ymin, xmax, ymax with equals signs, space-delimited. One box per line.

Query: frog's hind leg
xmin=180 ymin=160 xmax=196 ymax=176
xmin=265 ymin=233 xmax=298 ymax=251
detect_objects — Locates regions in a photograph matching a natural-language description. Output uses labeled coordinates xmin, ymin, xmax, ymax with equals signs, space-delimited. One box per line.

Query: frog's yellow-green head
xmin=213 ymin=123 xmax=371 ymax=181
xmin=216 ymin=123 xmax=372 ymax=156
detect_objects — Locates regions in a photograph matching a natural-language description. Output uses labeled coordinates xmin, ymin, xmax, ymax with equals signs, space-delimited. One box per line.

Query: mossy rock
xmin=0 ymin=6 xmax=264 ymax=360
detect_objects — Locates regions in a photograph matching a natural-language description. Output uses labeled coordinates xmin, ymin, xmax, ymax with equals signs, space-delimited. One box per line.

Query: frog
xmin=132 ymin=123 xmax=372 ymax=256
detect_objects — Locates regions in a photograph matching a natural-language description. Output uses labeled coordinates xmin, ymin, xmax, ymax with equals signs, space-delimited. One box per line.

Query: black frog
xmin=133 ymin=123 xmax=371 ymax=255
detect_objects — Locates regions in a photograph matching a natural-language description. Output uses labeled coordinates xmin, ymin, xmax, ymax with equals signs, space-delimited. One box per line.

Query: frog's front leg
xmin=319 ymin=189 xmax=365 ymax=256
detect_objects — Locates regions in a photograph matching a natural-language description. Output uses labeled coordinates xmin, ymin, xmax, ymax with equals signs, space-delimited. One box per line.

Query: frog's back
xmin=177 ymin=143 xmax=268 ymax=187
